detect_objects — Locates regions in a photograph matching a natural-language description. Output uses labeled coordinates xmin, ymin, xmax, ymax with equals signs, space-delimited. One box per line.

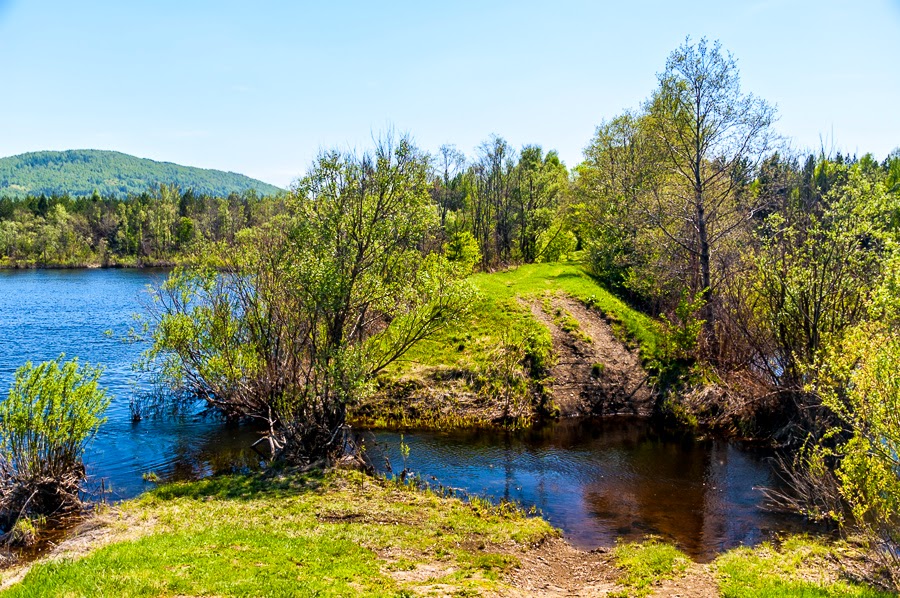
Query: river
xmin=0 ymin=268 xmax=811 ymax=560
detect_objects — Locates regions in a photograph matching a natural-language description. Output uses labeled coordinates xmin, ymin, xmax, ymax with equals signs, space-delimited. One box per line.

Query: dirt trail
xmin=526 ymin=295 xmax=653 ymax=417
xmin=499 ymin=537 xmax=719 ymax=597
xmin=501 ymin=537 xmax=618 ymax=596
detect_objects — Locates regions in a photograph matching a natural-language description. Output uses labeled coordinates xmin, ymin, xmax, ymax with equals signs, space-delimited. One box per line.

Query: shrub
xmin=0 ymin=357 xmax=109 ymax=530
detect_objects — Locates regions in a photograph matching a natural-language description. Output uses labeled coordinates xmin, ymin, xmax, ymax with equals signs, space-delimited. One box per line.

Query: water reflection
xmin=364 ymin=418 xmax=813 ymax=561
xmin=0 ymin=269 xmax=815 ymax=561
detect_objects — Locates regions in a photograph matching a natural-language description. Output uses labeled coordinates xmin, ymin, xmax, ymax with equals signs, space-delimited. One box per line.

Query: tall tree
xmin=147 ymin=135 xmax=473 ymax=463
xmin=432 ymin=144 xmax=466 ymax=229
xmin=645 ymin=37 xmax=776 ymax=345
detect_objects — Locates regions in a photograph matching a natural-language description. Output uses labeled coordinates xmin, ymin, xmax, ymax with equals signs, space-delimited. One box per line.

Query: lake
xmin=0 ymin=268 xmax=811 ymax=560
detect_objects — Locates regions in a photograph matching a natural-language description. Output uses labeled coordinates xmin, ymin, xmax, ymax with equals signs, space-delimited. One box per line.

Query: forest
xmin=1 ymin=37 xmax=899 ymax=595
xmin=0 ymin=150 xmax=282 ymax=199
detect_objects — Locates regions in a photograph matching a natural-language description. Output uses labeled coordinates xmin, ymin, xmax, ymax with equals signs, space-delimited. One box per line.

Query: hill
xmin=0 ymin=150 xmax=283 ymax=198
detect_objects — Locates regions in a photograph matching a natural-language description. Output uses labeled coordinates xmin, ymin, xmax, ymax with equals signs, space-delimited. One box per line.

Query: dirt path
xmin=498 ymin=537 xmax=720 ymax=597
xmin=501 ymin=538 xmax=618 ymax=596
xmin=526 ymin=294 xmax=653 ymax=417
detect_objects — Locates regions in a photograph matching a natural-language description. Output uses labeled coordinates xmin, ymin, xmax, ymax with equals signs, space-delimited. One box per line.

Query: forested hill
xmin=0 ymin=150 xmax=283 ymax=198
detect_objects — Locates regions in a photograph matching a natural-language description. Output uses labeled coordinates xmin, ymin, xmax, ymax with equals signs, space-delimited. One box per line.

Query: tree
xmin=753 ymin=159 xmax=891 ymax=388
xmin=469 ymin=136 xmax=517 ymax=266
xmin=0 ymin=357 xmax=109 ymax=533
xmin=645 ymin=37 xmax=776 ymax=347
xmin=147 ymin=135 xmax=473 ymax=464
xmin=431 ymin=144 xmax=466 ymax=229
xmin=575 ymin=112 xmax=660 ymax=297
xmin=515 ymin=146 xmax=567 ymax=263
xmin=810 ymin=254 xmax=900 ymax=584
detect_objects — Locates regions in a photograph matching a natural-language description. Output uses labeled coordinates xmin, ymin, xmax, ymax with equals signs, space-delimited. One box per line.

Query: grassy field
xmin=401 ymin=261 xmax=663 ymax=372
xmin=1 ymin=471 xmax=891 ymax=597
xmin=0 ymin=470 xmax=553 ymax=597
xmin=353 ymin=261 xmax=664 ymax=429
xmin=469 ymin=261 xmax=662 ymax=355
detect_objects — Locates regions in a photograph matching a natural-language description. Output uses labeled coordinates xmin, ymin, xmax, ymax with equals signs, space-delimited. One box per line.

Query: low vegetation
xmin=2 ymin=472 xmax=891 ymax=597
xmin=715 ymin=536 xmax=894 ymax=598
xmin=352 ymin=261 xmax=663 ymax=429
xmin=611 ymin=539 xmax=690 ymax=597
xmin=0 ymin=358 xmax=108 ymax=544
xmin=0 ymin=469 xmax=554 ymax=597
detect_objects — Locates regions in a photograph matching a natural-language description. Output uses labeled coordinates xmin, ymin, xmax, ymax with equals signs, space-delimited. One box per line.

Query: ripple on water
xmin=0 ymin=269 xmax=818 ymax=561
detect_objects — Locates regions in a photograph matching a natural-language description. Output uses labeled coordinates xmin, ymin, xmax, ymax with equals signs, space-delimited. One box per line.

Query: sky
xmin=0 ymin=0 xmax=898 ymax=188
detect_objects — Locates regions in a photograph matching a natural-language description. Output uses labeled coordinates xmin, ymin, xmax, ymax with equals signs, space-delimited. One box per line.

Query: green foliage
xmin=536 ymin=226 xmax=577 ymax=263
xmin=611 ymin=539 xmax=689 ymax=597
xmin=657 ymin=291 xmax=705 ymax=362
xmin=755 ymin=162 xmax=894 ymax=386
xmin=436 ymin=138 xmax=570 ymax=269
xmin=815 ymin=319 xmax=900 ymax=577
xmin=0 ymin=150 xmax=282 ymax=198
xmin=0 ymin=357 xmax=109 ymax=522
xmin=443 ymin=229 xmax=481 ymax=274
xmin=147 ymin=136 xmax=473 ymax=463
xmin=0 ymin=183 xmax=279 ymax=267
xmin=715 ymin=537 xmax=892 ymax=598
xmin=2 ymin=470 xmax=554 ymax=596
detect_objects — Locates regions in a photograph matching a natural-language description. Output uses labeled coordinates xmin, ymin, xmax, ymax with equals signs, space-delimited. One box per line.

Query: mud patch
xmin=527 ymin=294 xmax=653 ymax=417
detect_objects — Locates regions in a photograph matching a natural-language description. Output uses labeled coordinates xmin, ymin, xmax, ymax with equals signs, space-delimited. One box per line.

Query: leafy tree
xmin=644 ymin=37 xmax=776 ymax=345
xmin=812 ymin=254 xmax=900 ymax=583
xmin=147 ymin=135 xmax=473 ymax=464
xmin=431 ymin=144 xmax=467 ymax=229
xmin=754 ymin=160 xmax=894 ymax=388
xmin=515 ymin=146 xmax=568 ymax=263
xmin=0 ymin=357 xmax=109 ymax=530
xmin=574 ymin=112 xmax=660 ymax=297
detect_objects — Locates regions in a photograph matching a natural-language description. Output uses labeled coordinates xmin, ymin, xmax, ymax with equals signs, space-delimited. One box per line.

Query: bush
xmin=0 ymin=357 xmax=109 ymax=530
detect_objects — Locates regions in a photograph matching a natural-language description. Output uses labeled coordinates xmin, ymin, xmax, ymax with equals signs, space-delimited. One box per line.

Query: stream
xmin=0 ymin=268 xmax=812 ymax=561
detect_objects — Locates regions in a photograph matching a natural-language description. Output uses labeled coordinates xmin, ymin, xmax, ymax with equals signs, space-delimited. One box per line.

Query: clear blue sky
xmin=1 ymin=0 xmax=898 ymax=188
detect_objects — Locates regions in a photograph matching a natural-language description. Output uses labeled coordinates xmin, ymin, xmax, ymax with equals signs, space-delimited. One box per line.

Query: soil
xmin=526 ymin=295 xmax=654 ymax=418
xmin=0 ymin=508 xmax=156 ymax=591
xmin=1 ymin=515 xmax=722 ymax=597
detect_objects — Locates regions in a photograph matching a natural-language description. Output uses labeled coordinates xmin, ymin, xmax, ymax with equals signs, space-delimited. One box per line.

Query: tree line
xmin=0 ymin=187 xmax=283 ymax=266
xmin=2 ymin=37 xmax=898 ymax=581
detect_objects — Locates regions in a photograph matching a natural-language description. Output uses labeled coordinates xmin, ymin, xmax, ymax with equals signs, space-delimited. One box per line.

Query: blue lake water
xmin=0 ymin=268 xmax=811 ymax=560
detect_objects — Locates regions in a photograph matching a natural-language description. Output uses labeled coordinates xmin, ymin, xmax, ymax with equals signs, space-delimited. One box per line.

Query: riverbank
xmin=353 ymin=262 xmax=663 ymax=431
xmin=0 ymin=469 xmax=891 ymax=597
xmin=0 ymin=257 xmax=177 ymax=269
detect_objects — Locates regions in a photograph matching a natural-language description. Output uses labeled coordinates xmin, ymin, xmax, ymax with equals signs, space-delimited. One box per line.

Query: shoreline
xmin=1 ymin=469 xmax=889 ymax=597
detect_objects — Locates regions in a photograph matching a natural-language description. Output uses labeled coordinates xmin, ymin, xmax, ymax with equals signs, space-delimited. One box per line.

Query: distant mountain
xmin=0 ymin=149 xmax=283 ymax=198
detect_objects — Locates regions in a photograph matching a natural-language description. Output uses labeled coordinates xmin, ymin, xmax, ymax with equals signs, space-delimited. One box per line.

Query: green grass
xmin=471 ymin=261 xmax=662 ymax=354
xmin=355 ymin=261 xmax=664 ymax=429
xmin=611 ymin=539 xmax=690 ymax=597
xmin=1 ymin=470 xmax=555 ymax=597
xmin=714 ymin=536 xmax=894 ymax=598
xmin=397 ymin=261 xmax=661 ymax=372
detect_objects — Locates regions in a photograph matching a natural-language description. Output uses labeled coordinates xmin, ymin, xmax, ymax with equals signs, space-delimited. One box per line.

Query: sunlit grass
xmin=1 ymin=470 xmax=555 ymax=597
xmin=610 ymin=538 xmax=690 ymax=597
xmin=470 ymin=261 xmax=662 ymax=354
xmin=714 ymin=536 xmax=893 ymax=598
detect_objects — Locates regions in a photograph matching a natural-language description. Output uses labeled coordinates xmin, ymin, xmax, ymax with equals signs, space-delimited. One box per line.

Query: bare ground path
xmin=525 ymin=294 xmax=653 ymax=417
xmin=499 ymin=537 xmax=720 ymax=597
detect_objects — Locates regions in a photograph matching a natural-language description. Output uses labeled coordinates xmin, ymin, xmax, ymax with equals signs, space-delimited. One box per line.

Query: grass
xmin=470 ymin=261 xmax=662 ymax=355
xmin=714 ymin=536 xmax=894 ymax=598
xmin=611 ymin=538 xmax=690 ymax=597
xmin=394 ymin=261 xmax=662 ymax=375
xmin=353 ymin=261 xmax=663 ymax=429
xmin=1 ymin=470 xmax=555 ymax=597
xmin=2 ymin=484 xmax=891 ymax=597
